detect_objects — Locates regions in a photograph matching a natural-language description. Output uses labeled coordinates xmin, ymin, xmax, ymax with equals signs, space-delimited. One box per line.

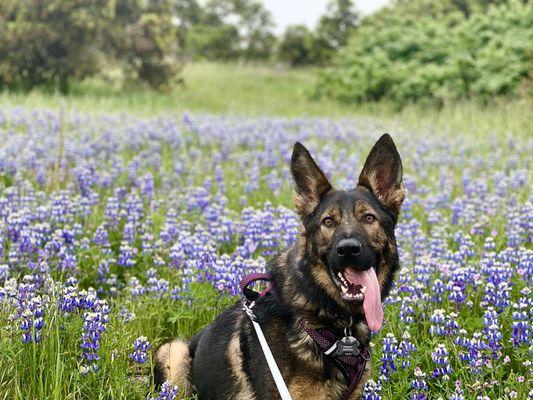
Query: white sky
xmin=263 ymin=0 xmax=391 ymax=34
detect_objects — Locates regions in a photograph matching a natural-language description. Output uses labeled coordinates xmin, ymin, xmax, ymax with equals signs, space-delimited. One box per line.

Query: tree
xmin=0 ymin=0 xmax=183 ymax=92
xmin=314 ymin=0 xmax=360 ymax=64
xmin=186 ymin=24 xmax=241 ymax=60
xmin=184 ymin=0 xmax=276 ymax=61
xmin=105 ymin=0 xmax=183 ymax=89
xmin=278 ymin=25 xmax=315 ymax=67
xmin=0 ymin=0 xmax=112 ymax=92
xmin=172 ymin=0 xmax=204 ymax=51
xmin=235 ymin=0 xmax=277 ymax=60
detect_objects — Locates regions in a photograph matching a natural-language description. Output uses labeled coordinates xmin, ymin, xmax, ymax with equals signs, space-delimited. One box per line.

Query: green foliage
xmin=186 ymin=24 xmax=241 ymax=61
xmin=278 ymin=25 xmax=316 ymax=67
xmin=184 ymin=0 xmax=276 ymax=61
xmin=108 ymin=0 xmax=182 ymax=90
xmin=316 ymin=0 xmax=532 ymax=107
xmin=277 ymin=0 xmax=360 ymax=66
xmin=0 ymin=0 xmax=113 ymax=93
xmin=0 ymin=0 xmax=182 ymax=92
xmin=313 ymin=0 xmax=360 ymax=64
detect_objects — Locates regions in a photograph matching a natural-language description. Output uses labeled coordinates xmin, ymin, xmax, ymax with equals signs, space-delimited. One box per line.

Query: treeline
xmin=316 ymin=0 xmax=532 ymax=107
xmin=0 ymin=0 xmax=356 ymax=92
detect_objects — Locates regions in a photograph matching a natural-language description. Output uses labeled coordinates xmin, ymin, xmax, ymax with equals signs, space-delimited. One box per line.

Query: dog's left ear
xmin=357 ymin=134 xmax=404 ymax=215
xmin=291 ymin=142 xmax=332 ymax=219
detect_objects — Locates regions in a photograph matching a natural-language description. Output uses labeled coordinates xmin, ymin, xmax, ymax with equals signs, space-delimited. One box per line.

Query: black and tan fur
xmin=155 ymin=134 xmax=405 ymax=399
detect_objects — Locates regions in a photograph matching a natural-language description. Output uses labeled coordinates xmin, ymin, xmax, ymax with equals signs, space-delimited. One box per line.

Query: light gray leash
xmin=243 ymin=300 xmax=293 ymax=400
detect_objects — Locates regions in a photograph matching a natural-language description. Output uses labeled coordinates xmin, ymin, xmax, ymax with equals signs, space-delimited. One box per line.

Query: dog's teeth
xmin=338 ymin=272 xmax=343 ymax=279
xmin=341 ymin=285 xmax=348 ymax=294
xmin=361 ymin=286 xmax=367 ymax=294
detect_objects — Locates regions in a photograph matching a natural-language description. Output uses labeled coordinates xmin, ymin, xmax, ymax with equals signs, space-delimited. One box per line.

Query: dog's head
xmin=291 ymin=135 xmax=404 ymax=331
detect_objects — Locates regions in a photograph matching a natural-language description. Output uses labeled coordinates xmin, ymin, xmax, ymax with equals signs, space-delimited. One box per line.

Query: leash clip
xmin=242 ymin=300 xmax=257 ymax=321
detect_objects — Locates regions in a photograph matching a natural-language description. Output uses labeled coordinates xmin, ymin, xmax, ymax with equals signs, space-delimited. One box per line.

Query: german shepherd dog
xmin=155 ymin=134 xmax=404 ymax=399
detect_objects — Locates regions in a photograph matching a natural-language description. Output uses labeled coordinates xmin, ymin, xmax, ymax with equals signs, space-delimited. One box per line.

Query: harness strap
xmin=239 ymin=272 xmax=272 ymax=301
xmin=301 ymin=322 xmax=371 ymax=400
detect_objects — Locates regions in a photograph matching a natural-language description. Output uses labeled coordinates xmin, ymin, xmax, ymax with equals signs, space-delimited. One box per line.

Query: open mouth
xmin=329 ymin=265 xmax=384 ymax=332
xmin=337 ymin=270 xmax=366 ymax=301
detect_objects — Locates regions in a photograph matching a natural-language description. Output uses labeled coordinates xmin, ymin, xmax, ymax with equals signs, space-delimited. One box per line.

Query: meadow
xmin=0 ymin=63 xmax=531 ymax=400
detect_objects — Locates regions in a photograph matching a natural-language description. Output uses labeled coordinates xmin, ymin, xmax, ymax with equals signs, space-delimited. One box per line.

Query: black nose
xmin=336 ymin=238 xmax=362 ymax=258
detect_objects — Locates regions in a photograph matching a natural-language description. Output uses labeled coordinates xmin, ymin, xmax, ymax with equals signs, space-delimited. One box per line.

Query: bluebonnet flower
xmin=19 ymin=295 xmax=44 ymax=344
xmin=361 ymin=379 xmax=381 ymax=400
xmin=398 ymin=331 xmax=416 ymax=368
xmin=0 ymin=264 xmax=9 ymax=282
xmin=431 ymin=343 xmax=453 ymax=379
xmin=79 ymin=292 xmax=109 ymax=372
xmin=380 ymin=333 xmax=399 ymax=379
xmin=399 ymin=299 xmax=415 ymax=324
xmin=128 ymin=277 xmax=146 ymax=297
xmin=146 ymin=268 xmax=170 ymax=298
xmin=118 ymin=306 xmax=136 ymax=322
xmin=482 ymin=307 xmax=502 ymax=355
xmin=429 ymin=309 xmax=458 ymax=337
xmin=80 ymin=308 xmax=108 ymax=372
xmin=449 ymin=380 xmax=465 ymax=400
xmin=511 ymin=289 xmax=531 ymax=346
xmin=104 ymin=196 xmax=120 ymax=227
xmin=129 ymin=336 xmax=151 ymax=364
xmin=118 ymin=242 xmax=137 ymax=267
xmin=455 ymin=332 xmax=488 ymax=375
xmin=410 ymin=367 xmax=427 ymax=400
xmin=149 ymin=381 xmax=179 ymax=400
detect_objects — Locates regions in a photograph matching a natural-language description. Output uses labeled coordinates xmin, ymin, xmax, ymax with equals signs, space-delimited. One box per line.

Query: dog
xmin=154 ymin=134 xmax=405 ymax=399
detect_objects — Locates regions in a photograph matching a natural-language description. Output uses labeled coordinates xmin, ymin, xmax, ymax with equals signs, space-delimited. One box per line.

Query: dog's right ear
xmin=291 ymin=142 xmax=332 ymax=219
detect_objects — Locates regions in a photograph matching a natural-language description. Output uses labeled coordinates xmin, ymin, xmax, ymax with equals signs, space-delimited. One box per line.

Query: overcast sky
xmin=263 ymin=0 xmax=391 ymax=34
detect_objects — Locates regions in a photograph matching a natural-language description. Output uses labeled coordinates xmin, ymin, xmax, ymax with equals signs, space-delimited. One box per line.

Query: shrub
xmin=315 ymin=0 xmax=532 ymax=107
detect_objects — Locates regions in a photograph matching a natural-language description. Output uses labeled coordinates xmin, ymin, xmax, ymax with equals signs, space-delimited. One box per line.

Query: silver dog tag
xmin=335 ymin=336 xmax=360 ymax=356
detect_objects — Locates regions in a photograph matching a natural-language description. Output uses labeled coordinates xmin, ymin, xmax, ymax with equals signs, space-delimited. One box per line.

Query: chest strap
xmin=301 ymin=322 xmax=371 ymax=400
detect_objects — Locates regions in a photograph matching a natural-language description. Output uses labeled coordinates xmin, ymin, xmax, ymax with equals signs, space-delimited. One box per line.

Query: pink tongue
xmin=344 ymin=267 xmax=383 ymax=332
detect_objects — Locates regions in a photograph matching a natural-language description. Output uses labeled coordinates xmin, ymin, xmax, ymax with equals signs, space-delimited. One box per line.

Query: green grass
xmin=0 ymin=63 xmax=354 ymax=117
xmin=2 ymin=62 xmax=531 ymax=140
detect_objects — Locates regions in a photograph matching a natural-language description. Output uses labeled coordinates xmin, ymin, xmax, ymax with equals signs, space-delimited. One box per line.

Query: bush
xmin=315 ymin=0 xmax=532 ymax=107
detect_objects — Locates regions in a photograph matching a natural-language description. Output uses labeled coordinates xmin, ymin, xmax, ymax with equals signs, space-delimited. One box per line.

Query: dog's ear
xmin=291 ymin=142 xmax=332 ymax=218
xmin=357 ymin=134 xmax=404 ymax=215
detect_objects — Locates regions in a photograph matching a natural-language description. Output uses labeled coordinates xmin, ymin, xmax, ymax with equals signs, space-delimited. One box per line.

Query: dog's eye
xmin=322 ymin=217 xmax=335 ymax=227
xmin=364 ymin=214 xmax=376 ymax=224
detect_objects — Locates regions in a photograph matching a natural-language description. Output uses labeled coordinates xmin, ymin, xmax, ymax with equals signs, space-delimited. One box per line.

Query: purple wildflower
xmin=129 ymin=336 xmax=151 ymax=364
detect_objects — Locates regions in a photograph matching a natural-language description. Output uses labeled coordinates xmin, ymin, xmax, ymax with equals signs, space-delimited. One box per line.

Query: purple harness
xmin=240 ymin=273 xmax=371 ymax=400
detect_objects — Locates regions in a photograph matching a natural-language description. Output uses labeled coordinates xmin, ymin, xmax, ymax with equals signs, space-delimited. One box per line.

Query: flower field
xmin=0 ymin=107 xmax=531 ymax=400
